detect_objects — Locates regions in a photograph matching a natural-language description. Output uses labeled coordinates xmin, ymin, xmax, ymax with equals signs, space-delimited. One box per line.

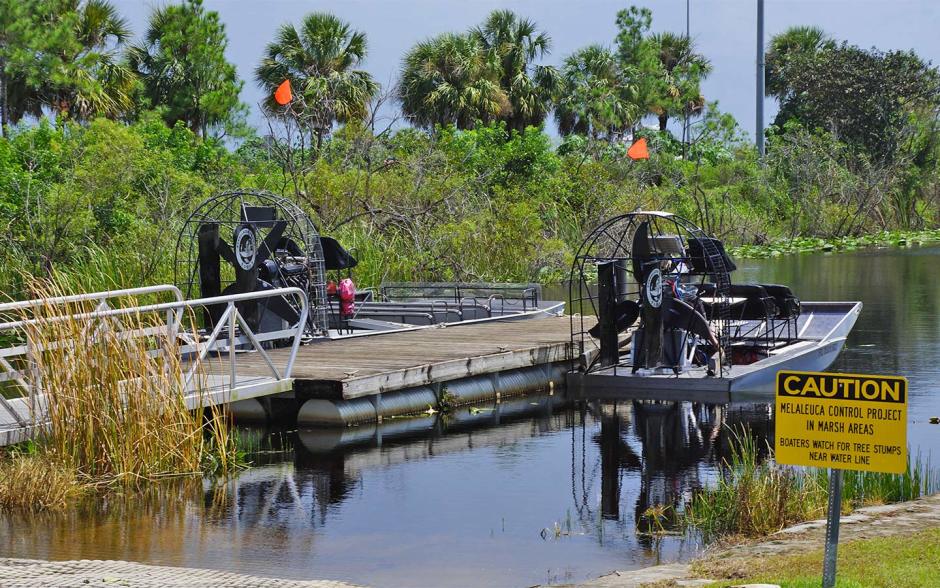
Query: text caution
xmin=775 ymin=370 xmax=907 ymax=474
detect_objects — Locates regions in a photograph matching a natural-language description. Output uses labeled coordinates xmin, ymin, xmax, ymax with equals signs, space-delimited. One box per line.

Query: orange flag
xmin=274 ymin=79 xmax=292 ymax=105
xmin=627 ymin=137 xmax=649 ymax=160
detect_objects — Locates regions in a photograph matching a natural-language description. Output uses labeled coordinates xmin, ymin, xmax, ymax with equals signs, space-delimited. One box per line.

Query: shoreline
xmin=729 ymin=228 xmax=940 ymax=259
xmin=568 ymin=492 xmax=940 ymax=587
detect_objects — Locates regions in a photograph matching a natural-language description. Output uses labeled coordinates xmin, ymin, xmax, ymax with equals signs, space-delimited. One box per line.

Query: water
xmin=1 ymin=246 xmax=938 ymax=587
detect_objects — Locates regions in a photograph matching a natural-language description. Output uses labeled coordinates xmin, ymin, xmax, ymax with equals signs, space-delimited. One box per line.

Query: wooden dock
xmin=0 ymin=286 xmax=582 ymax=446
xmin=208 ymin=316 xmax=577 ymax=400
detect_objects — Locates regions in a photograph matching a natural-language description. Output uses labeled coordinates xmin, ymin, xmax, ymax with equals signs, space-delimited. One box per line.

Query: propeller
xmin=199 ymin=219 xmax=301 ymax=329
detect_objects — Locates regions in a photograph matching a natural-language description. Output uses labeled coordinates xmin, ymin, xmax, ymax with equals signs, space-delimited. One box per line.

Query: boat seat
xmin=686 ymin=237 xmax=737 ymax=273
xmin=697 ymin=283 xmax=778 ymax=320
xmin=759 ymin=284 xmax=801 ymax=318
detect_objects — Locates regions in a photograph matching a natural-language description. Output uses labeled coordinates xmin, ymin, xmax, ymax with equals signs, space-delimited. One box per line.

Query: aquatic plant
xmin=685 ymin=427 xmax=940 ymax=539
xmin=729 ymin=229 xmax=940 ymax=259
xmin=685 ymin=428 xmax=828 ymax=538
xmin=0 ymin=449 xmax=83 ymax=511
xmin=0 ymin=279 xmax=240 ymax=510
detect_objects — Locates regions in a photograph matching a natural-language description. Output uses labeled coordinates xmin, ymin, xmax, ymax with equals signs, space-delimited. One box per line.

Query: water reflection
xmin=0 ymin=395 xmax=776 ymax=587
xmin=571 ymin=401 xmax=773 ymax=545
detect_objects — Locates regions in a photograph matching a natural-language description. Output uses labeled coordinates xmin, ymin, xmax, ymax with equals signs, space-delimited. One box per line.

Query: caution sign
xmin=775 ymin=370 xmax=907 ymax=474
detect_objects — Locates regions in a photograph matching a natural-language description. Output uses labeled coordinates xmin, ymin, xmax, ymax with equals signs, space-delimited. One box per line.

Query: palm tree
xmin=399 ymin=32 xmax=506 ymax=130
xmin=48 ymin=0 xmax=136 ymax=121
xmin=470 ymin=10 xmax=558 ymax=131
xmin=554 ymin=45 xmax=638 ymax=141
xmin=766 ymin=26 xmax=834 ymax=101
xmin=129 ymin=0 xmax=245 ymax=138
xmin=2 ymin=0 xmax=135 ymax=126
xmin=255 ymin=12 xmax=378 ymax=151
xmin=648 ymin=32 xmax=712 ymax=131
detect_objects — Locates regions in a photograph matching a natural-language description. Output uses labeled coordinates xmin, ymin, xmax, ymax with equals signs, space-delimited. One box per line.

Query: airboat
xmin=173 ymin=190 xmax=564 ymax=340
xmin=567 ymin=211 xmax=862 ymax=400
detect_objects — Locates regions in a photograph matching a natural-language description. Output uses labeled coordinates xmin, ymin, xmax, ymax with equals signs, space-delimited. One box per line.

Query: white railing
xmin=0 ymin=285 xmax=308 ymax=433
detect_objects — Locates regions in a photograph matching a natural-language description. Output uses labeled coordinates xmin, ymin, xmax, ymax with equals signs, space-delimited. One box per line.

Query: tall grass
xmin=685 ymin=427 xmax=940 ymax=540
xmin=686 ymin=429 xmax=828 ymax=538
xmin=0 ymin=448 xmax=82 ymax=511
xmin=0 ymin=279 xmax=239 ymax=510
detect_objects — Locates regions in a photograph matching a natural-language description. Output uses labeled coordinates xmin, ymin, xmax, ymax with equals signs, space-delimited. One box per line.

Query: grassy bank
xmin=684 ymin=430 xmax=939 ymax=539
xmin=690 ymin=528 xmax=940 ymax=588
xmin=0 ymin=282 xmax=240 ymax=511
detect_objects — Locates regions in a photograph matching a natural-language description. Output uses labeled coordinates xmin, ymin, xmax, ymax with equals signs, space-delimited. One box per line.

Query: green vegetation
xmin=255 ymin=12 xmax=377 ymax=151
xmin=127 ymin=0 xmax=245 ymax=138
xmin=0 ymin=280 xmax=239 ymax=511
xmin=684 ymin=430 xmax=939 ymax=539
xmin=730 ymin=229 xmax=940 ymax=258
xmin=1 ymin=3 xmax=940 ymax=300
xmin=691 ymin=528 xmax=940 ymax=588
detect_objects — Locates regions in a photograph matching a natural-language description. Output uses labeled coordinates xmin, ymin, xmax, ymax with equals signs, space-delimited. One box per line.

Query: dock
xmin=216 ymin=317 xmax=575 ymax=400
xmin=0 ymin=284 xmax=580 ymax=445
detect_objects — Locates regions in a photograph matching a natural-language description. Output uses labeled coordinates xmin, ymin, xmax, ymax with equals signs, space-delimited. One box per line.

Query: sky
xmin=112 ymin=0 xmax=940 ymax=140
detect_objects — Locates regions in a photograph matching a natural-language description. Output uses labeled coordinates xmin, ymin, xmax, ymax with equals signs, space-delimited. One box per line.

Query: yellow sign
xmin=775 ymin=370 xmax=907 ymax=474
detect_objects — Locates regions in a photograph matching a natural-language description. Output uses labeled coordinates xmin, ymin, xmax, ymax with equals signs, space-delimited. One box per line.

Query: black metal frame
xmin=569 ymin=211 xmax=734 ymax=376
xmin=380 ymin=282 xmax=541 ymax=311
xmin=173 ymin=189 xmax=329 ymax=336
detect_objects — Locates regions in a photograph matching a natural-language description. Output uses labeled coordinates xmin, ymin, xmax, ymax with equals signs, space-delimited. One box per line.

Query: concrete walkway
xmin=571 ymin=492 xmax=940 ymax=587
xmin=0 ymin=558 xmax=364 ymax=588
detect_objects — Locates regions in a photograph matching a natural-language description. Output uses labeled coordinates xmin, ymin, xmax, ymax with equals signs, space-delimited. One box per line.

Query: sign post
xmin=775 ymin=370 xmax=908 ymax=588
xmin=822 ymin=469 xmax=842 ymax=588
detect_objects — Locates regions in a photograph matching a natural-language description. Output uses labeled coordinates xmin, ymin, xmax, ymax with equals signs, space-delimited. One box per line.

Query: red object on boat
xmin=339 ymin=278 xmax=356 ymax=318
xmin=326 ymin=280 xmax=337 ymax=296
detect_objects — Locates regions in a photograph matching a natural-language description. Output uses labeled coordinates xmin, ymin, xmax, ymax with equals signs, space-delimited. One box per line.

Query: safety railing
xmin=380 ymin=282 xmax=542 ymax=309
xmin=0 ymin=286 xmax=308 ymax=434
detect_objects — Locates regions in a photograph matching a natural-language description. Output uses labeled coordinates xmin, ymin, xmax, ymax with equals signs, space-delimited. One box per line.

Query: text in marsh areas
xmin=775 ymin=370 xmax=907 ymax=474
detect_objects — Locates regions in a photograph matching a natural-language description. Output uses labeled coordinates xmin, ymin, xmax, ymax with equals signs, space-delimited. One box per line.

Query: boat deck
xmin=568 ymin=302 xmax=862 ymax=403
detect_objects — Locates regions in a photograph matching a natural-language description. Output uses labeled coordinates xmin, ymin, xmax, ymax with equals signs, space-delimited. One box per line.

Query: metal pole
xmin=756 ymin=0 xmax=766 ymax=157
xmin=596 ymin=261 xmax=620 ymax=370
xmin=822 ymin=468 xmax=843 ymax=588
xmin=683 ymin=0 xmax=691 ymax=155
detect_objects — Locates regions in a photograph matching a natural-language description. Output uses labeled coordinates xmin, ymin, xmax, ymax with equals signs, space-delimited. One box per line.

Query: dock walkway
xmin=208 ymin=316 xmax=576 ymax=399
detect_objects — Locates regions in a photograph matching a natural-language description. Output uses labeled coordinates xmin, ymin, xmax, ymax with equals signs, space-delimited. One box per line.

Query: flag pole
xmin=756 ymin=0 xmax=766 ymax=157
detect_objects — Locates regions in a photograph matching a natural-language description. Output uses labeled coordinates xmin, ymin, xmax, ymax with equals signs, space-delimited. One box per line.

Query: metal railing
xmin=0 ymin=285 xmax=308 ymax=435
xmin=380 ymin=282 xmax=541 ymax=310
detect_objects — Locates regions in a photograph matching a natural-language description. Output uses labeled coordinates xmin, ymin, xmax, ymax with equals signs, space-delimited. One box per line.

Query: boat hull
xmin=568 ymin=301 xmax=862 ymax=403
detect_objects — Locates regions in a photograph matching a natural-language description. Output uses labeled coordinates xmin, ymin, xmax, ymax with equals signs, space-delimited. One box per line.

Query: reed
xmin=0 ymin=278 xmax=239 ymax=509
xmin=685 ymin=428 xmax=828 ymax=538
xmin=0 ymin=449 xmax=83 ymax=511
xmin=685 ymin=428 xmax=940 ymax=539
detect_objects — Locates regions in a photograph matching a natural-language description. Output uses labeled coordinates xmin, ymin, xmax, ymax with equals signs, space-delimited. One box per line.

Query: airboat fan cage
xmin=174 ymin=189 xmax=329 ymax=336
xmin=569 ymin=211 xmax=734 ymax=376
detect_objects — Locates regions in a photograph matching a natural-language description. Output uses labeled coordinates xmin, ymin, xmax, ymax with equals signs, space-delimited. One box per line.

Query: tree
xmin=0 ymin=0 xmax=136 ymax=131
xmin=554 ymin=45 xmax=638 ymax=140
xmin=255 ymin=12 xmax=378 ymax=153
xmin=399 ymin=32 xmax=506 ymax=130
xmin=128 ymin=0 xmax=244 ymax=138
xmin=613 ymin=7 xmax=712 ymax=133
xmin=765 ymin=26 xmax=834 ymax=101
xmin=614 ymin=6 xmax=661 ymax=119
xmin=772 ymin=43 xmax=940 ymax=160
xmin=469 ymin=10 xmax=558 ymax=132
xmin=648 ymin=32 xmax=712 ymax=131
xmin=47 ymin=0 xmax=136 ymax=121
